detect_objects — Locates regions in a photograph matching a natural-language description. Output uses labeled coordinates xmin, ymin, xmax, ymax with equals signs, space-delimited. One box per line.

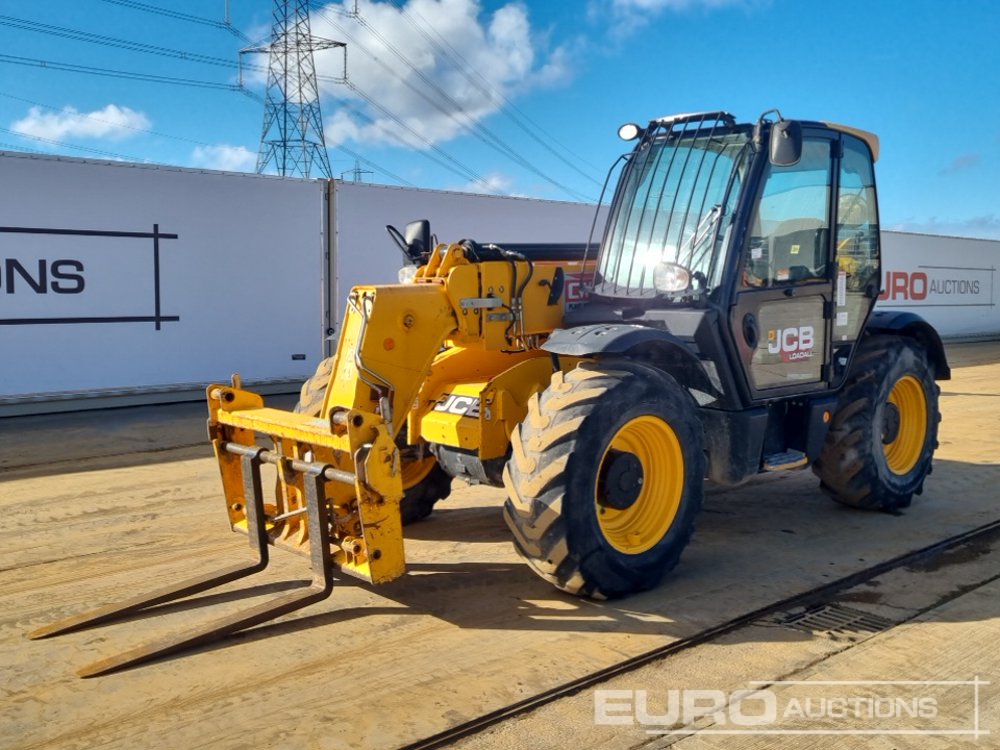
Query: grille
xmin=776 ymin=603 xmax=894 ymax=636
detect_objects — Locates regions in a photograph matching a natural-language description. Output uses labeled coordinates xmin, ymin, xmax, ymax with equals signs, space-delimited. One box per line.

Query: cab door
xmin=730 ymin=133 xmax=836 ymax=398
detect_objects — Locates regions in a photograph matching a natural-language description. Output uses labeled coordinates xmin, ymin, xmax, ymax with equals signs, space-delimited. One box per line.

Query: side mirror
xmin=404 ymin=219 xmax=432 ymax=262
xmin=769 ymin=120 xmax=802 ymax=166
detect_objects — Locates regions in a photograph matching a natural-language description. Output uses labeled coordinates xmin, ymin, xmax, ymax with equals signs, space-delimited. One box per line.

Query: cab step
xmin=763 ymin=449 xmax=809 ymax=472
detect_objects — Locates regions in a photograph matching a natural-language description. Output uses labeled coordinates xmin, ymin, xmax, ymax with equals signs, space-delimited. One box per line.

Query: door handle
xmin=742 ymin=313 xmax=759 ymax=349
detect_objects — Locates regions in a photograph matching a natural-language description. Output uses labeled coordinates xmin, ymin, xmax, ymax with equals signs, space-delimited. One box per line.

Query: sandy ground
xmin=456 ymin=509 xmax=1000 ymax=750
xmin=0 ymin=343 xmax=997 ymax=750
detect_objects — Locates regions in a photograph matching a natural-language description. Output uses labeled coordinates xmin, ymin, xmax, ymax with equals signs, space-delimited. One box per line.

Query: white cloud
xmin=598 ymin=0 xmax=756 ymax=39
xmin=311 ymin=0 xmax=574 ymax=148
xmin=454 ymin=171 xmax=515 ymax=194
xmin=11 ymin=104 xmax=151 ymax=142
xmin=190 ymin=144 xmax=257 ymax=172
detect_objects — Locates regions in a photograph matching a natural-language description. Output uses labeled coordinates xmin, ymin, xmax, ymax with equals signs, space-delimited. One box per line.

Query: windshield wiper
xmin=685 ymin=204 xmax=723 ymax=273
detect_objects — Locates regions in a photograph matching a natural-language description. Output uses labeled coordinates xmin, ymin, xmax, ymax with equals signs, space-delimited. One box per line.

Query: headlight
xmin=652 ymin=262 xmax=691 ymax=293
xmin=618 ymin=122 xmax=641 ymax=141
xmin=398 ymin=265 xmax=418 ymax=284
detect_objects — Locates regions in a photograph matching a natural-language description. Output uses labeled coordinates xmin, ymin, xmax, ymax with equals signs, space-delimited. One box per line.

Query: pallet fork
xmin=29 ymin=444 xmax=339 ymax=677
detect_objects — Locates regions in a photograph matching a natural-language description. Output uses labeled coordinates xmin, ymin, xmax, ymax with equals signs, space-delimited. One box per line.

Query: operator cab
xmin=573 ymin=110 xmax=882 ymax=408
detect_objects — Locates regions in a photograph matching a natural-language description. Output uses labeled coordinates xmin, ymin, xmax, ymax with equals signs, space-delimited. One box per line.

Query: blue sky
xmin=1 ymin=0 xmax=998 ymax=238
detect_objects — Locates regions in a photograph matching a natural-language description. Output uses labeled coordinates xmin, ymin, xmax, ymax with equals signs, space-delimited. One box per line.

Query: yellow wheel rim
xmin=401 ymin=452 xmax=436 ymax=490
xmin=882 ymin=375 xmax=928 ymax=475
xmin=595 ymin=415 xmax=684 ymax=554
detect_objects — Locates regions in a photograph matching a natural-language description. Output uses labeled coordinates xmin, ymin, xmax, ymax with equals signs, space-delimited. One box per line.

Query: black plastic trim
xmin=865 ymin=310 xmax=951 ymax=380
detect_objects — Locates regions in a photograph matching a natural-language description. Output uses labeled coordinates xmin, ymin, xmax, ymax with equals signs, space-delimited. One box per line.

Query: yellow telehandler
xmin=32 ymin=110 xmax=949 ymax=676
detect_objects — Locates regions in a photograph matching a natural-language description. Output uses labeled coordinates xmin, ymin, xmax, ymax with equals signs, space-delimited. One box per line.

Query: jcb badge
xmin=767 ymin=326 xmax=815 ymax=362
xmin=433 ymin=394 xmax=481 ymax=418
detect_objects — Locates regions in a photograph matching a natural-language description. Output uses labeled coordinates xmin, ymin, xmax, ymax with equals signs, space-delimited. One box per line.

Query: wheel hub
xmin=598 ymin=449 xmax=644 ymax=511
xmin=882 ymin=402 xmax=901 ymax=445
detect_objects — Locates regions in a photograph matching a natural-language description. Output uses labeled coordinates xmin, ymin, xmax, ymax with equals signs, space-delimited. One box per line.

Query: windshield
xmin=595 ymin=126 xmax=750 ymax=298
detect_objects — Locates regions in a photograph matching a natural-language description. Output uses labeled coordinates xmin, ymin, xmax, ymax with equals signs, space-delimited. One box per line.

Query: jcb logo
xmin=565 ymin=271 xmax=593 ymax=308
xmin=767 ymin=326 xmax=814 ymax=362
xmin=433 ymin=394 xmax=481 ymax=419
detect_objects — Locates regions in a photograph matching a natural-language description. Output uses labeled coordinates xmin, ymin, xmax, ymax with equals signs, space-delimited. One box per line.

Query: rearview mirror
xmin=769 ymin=120 xmax=802 ymax=166
xmin=404 ymin=219 xmax=432 ymax=261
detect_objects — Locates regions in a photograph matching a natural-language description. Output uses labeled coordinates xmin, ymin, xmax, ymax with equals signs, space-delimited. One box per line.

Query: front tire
xmin=502 ymin=361 xmax=704 ymax=599
xmin=813 ymin=335 xmax=941 ymax=512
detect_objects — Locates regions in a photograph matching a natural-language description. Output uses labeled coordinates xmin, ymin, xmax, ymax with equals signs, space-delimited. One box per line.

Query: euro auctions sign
xmin=877 ymin=231 xmax=999 ymax=338
xmin=879 ymin=267 xmax=992 ymax=307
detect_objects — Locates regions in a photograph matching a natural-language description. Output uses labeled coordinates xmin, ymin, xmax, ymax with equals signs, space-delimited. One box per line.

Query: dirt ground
xmin=1 ymin=343 xmax=997 ymax=750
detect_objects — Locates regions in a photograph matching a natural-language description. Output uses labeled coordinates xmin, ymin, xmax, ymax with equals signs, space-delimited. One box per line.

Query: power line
xmin=340 ymin=80 xmax=494 ymax=188
xmin=0 ymin=52 xmax=261 ymax=100
xmin=313 ymin=1 xmax=601 ymax=193
xmin=0 ymin=90 xmax=416 ymax=187
xmin=98 ymin=0 xmax=251 ymax=42
xmin=0 ymin=14 xmax=243 ymax=71
xmin=314 ymin=5 xmax=593 ymax=201
xmin=306 ymin=13 xmax=494 ymax=190
xmin=391 ymin=0 xmax=605 ymax=180
xmin=0 ymin=11 xmax=490 ymax=190
xmin=351 ymin=10 xmax=593 ymax=200
xmin=299 ymin=9 xmax=498 ymax=190
xmin=0 ymin=141 xmax=47 ymax=155
xmin=334 ymin=143 xmax=415 ymax=186
xmin=0 ymin=125 xmax=152 ymax=162
xmin=0 ymin=8 xmax=536 ymax=193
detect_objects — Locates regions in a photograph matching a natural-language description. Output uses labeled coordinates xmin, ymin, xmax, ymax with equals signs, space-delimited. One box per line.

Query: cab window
xmin=833 ymin=135 xmax=879 ymax=341
xmin=743 ymin=138 xmax=832 ymax=287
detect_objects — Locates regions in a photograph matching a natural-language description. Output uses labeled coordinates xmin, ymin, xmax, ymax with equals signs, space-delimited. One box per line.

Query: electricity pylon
xmin=244 ymin=0 xmax=343 ymax=178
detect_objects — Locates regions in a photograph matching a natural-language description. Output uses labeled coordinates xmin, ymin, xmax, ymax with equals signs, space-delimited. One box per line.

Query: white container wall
xmin=2 ymin=150 xmax=997 ymax=415
xmin=879 ymin=231 xmax=1000 ymax=338
xmin=0 ymin=152 xmax=328 ymax=408
xmin=0 ymin=155 xmax=606 ymax=414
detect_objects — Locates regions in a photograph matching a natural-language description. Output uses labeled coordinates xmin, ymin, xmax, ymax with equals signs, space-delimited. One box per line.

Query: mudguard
xmin=543 ymin=323 xmax=719 ymax=397
xmin=866 ymin=310 xmax=950 ymax=380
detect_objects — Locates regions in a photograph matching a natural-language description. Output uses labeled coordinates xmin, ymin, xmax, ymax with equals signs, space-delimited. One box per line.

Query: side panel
xmin=0 ymin=152 xmax=327 ymax=406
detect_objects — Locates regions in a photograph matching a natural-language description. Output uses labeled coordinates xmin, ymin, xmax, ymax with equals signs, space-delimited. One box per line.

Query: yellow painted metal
xmin=420 ymin=381 xmax=487 ymax=450
xmin=595 ymin=415 xmax=685 ymax=555
xmin=207 ymin=241 xmax=596 ymax=586
xmin=478 ymin=356 xmax=564 ymax=459
xmin=883 ymin=375 xmax=928 ymax=475
xmin=207 ymin=386 xmax=409 ymax=583
xmin=408 ymin=346 xmax=538 ymax=442
xmin=410 ymin=350 xmax=581 ymax=459
xmin=321 ymin=283 xmax=458 ymax=436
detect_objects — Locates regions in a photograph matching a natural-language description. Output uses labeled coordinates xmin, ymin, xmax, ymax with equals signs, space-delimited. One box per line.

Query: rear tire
xmin=294 ymin=357 xmax=451 ymax=523
xmin=813 ymin=335 xmax=941 ymax=512
xmin=502 ymin=361 xmax=704 ymax=599
xmin=293 ymin=356 xmax=334 ymax=416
